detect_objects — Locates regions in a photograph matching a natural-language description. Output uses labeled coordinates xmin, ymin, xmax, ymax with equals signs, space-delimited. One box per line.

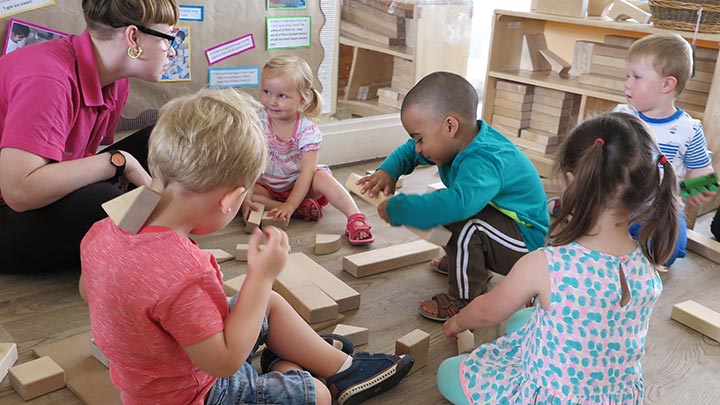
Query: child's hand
xmin=377 ymin=200 xmax=392 ymax=224
xmin=247 ymin=227 xmax=289 ymax=280
xmin=241 ymin=199 xmax=260 ymax=224
xmin=443 ymin=315 xmax=464 ymax=340
xmin=268 ymin=203 xmax=295 ymax=226
xmin=121 ymin=152 xmax=152 ymax=189
xmin=358 ymin=170 xmax=395 ymax=198
xmin=687 ymin=189 xmax=716 ymax=206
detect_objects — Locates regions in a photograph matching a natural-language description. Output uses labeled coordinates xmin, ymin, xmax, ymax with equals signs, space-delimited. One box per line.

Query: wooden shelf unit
xmin=337 ymin=0 xmax=472 ymax=117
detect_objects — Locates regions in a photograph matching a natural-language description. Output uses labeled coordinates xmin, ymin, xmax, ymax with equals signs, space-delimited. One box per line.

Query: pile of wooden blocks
xmin=575 ymin=35 xmax=714 ymax=112
xmin=491 ymin=80 xmax=533 ymax=138
xmin=518 ymin=87 xmax=580 ymax=156
xmin=341 ymin=0 xmax=409 ymax=47
xmin=377 ymin=57 xmax=414 ymax=109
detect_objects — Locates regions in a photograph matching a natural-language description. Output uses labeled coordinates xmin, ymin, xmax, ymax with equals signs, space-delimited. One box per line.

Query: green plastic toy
xmin=680 ymin=173 xmax=719 ymax=199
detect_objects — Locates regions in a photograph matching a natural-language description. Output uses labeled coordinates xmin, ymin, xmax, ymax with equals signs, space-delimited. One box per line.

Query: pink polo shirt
xmin=0 ymin=30 xmax=129 ymax=203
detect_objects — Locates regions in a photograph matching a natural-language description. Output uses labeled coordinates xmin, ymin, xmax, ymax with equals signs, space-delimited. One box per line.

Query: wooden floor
xmin=1 ymin=160 xmax=719 ymax=404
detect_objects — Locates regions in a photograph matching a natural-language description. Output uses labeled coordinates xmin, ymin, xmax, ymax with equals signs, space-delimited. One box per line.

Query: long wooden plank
xmin=343 ymin=239 xmax=440 ymax=278
xmin=686 ymin=229 xmax=720 ymax=264
xmin=345 ymin=173 xmax=452 ymax=246
xmin=273 ymin=261 xmax=339 ymax=323
xmin=671 ymin=300 xmax=720 ymax=342
xmin=288 ymin=253 xmax=360 ymax=312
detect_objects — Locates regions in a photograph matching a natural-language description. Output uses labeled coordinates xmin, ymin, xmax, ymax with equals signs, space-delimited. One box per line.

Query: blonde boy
xmin=615 ymin=33 xmax=716 ymax=264
xmin=79 ymin=88 xmax=412 ymax=405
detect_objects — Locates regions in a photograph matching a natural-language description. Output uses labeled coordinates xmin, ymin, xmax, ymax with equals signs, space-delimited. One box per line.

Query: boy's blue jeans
xmin=205 ymin=295 xmax=316 ymax=405
xmin=628 ymin=211 xmax=687 ymax=266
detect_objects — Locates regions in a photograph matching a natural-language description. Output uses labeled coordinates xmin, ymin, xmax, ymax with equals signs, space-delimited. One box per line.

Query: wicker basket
xmin=649 ymin=0 xmax=720 ymax=33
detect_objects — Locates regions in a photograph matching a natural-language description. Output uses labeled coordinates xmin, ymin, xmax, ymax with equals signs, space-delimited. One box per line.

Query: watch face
xmin=111 ymin=152 xmax=126 ymax=167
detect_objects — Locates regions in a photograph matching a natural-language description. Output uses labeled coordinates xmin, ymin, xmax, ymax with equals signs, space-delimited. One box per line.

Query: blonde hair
xmin=83 ymin=0 xmax=180 ymax=40
xmin=148 ymin=88 xmax=267 ymax=193
xmin=262 ymin=55 xmax=322 ymax=118
xmin=627 ymin=33 xmax=693 ymax=95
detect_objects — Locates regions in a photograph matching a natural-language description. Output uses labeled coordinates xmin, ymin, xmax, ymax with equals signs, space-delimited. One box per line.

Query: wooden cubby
xmin=337 ymin=0 xmax=472 ymax=117
xmin=483 ymin=10 xmax=720 ymax=227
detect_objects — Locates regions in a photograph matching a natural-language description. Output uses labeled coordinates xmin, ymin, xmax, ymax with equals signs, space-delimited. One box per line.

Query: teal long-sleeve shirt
xmin=377 ymin=120 xmax=550 ymax=251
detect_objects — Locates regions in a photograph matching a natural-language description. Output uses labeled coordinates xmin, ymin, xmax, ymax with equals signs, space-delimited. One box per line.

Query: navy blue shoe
xmin=260 ymin=333 xmax=354 ymax=373
xmin=326 ymin=352 xmax=414 ymax=405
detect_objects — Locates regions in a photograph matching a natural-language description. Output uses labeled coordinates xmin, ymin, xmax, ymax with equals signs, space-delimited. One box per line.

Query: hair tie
xmin=658 ymin=155 xmax=668 ymax=165
xmin=594 ymin=138 xmax=604 ymax=145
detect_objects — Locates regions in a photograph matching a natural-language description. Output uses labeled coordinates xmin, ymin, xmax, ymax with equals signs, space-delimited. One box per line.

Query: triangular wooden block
xmin=332 ymin=324 xmax=369 ymax=347
xmin=101 ymin=186 xmax=161 ymax=234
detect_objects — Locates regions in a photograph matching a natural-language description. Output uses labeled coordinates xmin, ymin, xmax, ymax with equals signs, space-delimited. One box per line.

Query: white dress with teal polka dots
xmin=460 ymin=242 xmax=662 ymax=404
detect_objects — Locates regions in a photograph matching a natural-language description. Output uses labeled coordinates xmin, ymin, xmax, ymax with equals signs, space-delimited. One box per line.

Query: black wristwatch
xmin=107 ymin=150 xmax=126 ymax=180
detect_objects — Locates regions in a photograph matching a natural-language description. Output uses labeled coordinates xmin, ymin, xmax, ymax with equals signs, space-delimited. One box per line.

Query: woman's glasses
xmin=135 ymin=25 xmax=176 ymax=50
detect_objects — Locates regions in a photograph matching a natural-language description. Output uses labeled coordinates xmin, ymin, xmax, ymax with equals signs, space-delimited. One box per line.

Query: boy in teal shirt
xmin=359 ymin=72 xmax=549 ymax=321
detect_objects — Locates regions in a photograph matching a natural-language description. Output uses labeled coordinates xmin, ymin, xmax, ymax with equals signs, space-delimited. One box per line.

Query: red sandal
xmin=293 ymin=198 xmax=323 ymax=221
xmin=346 ymin=213 xmax=374 ymax=245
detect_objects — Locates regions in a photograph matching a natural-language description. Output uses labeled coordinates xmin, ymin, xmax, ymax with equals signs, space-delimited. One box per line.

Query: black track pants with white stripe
xmin=443 ymin=205 xmax=529 ymax=301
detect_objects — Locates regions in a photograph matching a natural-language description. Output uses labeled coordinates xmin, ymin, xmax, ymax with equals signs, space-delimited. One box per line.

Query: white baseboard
xmin=318 ymin=114 xmax=407 ymax=166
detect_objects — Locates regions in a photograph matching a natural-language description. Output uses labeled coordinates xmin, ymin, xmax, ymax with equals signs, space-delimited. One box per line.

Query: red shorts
xmin=257 ymin=182 xmax=329 ymax=207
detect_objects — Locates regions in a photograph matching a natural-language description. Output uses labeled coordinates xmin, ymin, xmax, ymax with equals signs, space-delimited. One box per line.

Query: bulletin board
xmin=0 ymin=0 xmax=333 ymax=118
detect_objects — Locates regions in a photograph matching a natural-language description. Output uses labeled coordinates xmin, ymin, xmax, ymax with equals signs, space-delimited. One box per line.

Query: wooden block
xmin=520 ymin=128 xmax=562 ymax=145
xmin=0 ymin=342 xmax=18 ymax=383
xmin=520 ymin=148 xmax=555 ymax=178
xmin=355 ymin=82 xmax=391 ymax=101
xmin=9 ymin=356 xmax=66 ymax=400
xmin=671 ymin=300 xmax=720 ymax=342
xmin=538 ymin=48 xmax=571 ymax=78
xmin=456 ymin=330 xmax=475 ymax=354
xmin=591 ymin=53 xmax=626 ymax=69
xmin=578 ymin=73 xmax=625 ymax=93
xmin=593 ymin=43 xmax=628 ymax=59
xmin=365 ymin=170 xmax=404 ymax=188
xmin=588 ymin=0 xmax=614 ymax=16
xmin=520 ymin=34 xmax=551 ymax=72
xmin=494 ymin=97 xmax=532 ymax=112
xmin=33 ymin=331 xmax=120 ymax=405
xmin=589 ymin=63 xmax=627 ymax=78
xmin=570 ymin=40 xmax=597 ymax=77
xmin=262 ymin=212 xmax=289 ymax=230
xmin=676 ymin=89 xmax=708 ymax=107
xmin=603 ymin=34 xmax=636 ymax=48
xmin=601 ymin=0 xmax=651 ymax=24
xmin=332 ymin=324 xmax=369 ymax=347
xmin=223 ymin=274 xmax=246 ymax=296
xmin=101 ymin=186 xmax=161 ymax=234
xmin=541 ymin=177 xmax=562 ymax=196
xmin=90 ymin=338 xmax=109 ymax=368
xmin=694 ymin=46 xmax=719 ymax=61
xmin=529 ymin=111 xmax=565 ymax=126
xmin=495 ymin=90 xmax=533 ymax=104
xmin=377 ymin=87 xmax=404 ymax=101
xmin=493 ymin=106 xmax=532 ymax=121
xmin=687 ymin=229 xmax=720 ymax=264
xmin=287 ymin=253 xmax=360 ymax=312
xmin=315 ymin=234 xmax=342 ymax=255
xmin=495 ymin=80 xmax=533 ymax=95
xmin=246 ymin=203 xmax=265 ymax=233
xmin=693 ymin=70 xmax=713 ymax=84
xmin=532 ymin=94 xmax=575 ymax=110
xmin=310 ymin=313 xmax=345 ymax=331
xmin=340 ymin=20 xmax=394 ymax=45
xmin=686 ymin=79 xmax=712 ymax=94
xmin=493 ymin=114 xmax=530 ymax=130
xmin=533 ymin=0 xmax=588 ymax=17
xmin=531 ymin=103 xmax=572 ymax=119
xmin=343 ymin=240 xmax=440 ymax=278
xmin=203 ymin=249 xmax=234 ymax=263
xmin=235 ymin=243 xmax=250 ymax=262
xmin=513 ymin=137 xmax=560 ymax=154
xmin=492 ymin=124 xmax=521 ymax=139
xmin=395 ymin=329 xmax=429 ymax=375
xmin=534 ymin=87 xmax=573 ymax=100
xmin=529 ymin=117 xmax=572 ymax=135
xmin=274 ymin=260 xmax=339 ymax=323
xmin=345 ymin=173 xmax=452 ymax=246
xmin=426 ymin=181 xmax=446 ymax=193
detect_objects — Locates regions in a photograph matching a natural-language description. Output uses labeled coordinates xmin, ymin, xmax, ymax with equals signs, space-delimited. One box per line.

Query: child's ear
xmin=220 ymin=186 xmax=247 ymax=214
xmin=661 ymin=76 xmax=678 ymax=93
xmin=445 ymin=116 xmax=460 ymax=137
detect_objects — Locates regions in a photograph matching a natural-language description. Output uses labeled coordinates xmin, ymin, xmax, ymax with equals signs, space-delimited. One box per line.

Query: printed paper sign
xmin=0 ymin=0 xmax=55 ymax=19
xmin=208 ymin=67 xmax=260 ymax=88
xmin=205 ymin=34 xmax=255 ymax=65
xmin=266 ymin=16 xmax=311 ymax=50
xmin=179 ymin=5 xmax=203 ymax=21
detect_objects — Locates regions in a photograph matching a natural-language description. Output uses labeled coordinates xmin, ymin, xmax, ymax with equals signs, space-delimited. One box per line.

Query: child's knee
xmin=313 ymin=378 xmax=332 ymax=405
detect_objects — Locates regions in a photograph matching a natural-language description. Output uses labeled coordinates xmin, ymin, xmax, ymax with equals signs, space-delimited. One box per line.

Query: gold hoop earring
xmin=127 ymin=46 xmax=142 ymax=59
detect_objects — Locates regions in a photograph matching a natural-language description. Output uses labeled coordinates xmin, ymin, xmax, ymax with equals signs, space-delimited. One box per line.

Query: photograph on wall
xmin=267 ymin=0 xmax=307 ymax=10
xmin=2 ymin=18 xmax=67 ymax=56
xmin=161 ymin=26 xmax=191 ymax=82
xmin=266 ymin=16 xmax=311 ymax=50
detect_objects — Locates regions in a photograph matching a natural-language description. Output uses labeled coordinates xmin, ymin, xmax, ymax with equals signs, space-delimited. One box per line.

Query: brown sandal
xmin=418 ymin=293 xmax=467 ymax=322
